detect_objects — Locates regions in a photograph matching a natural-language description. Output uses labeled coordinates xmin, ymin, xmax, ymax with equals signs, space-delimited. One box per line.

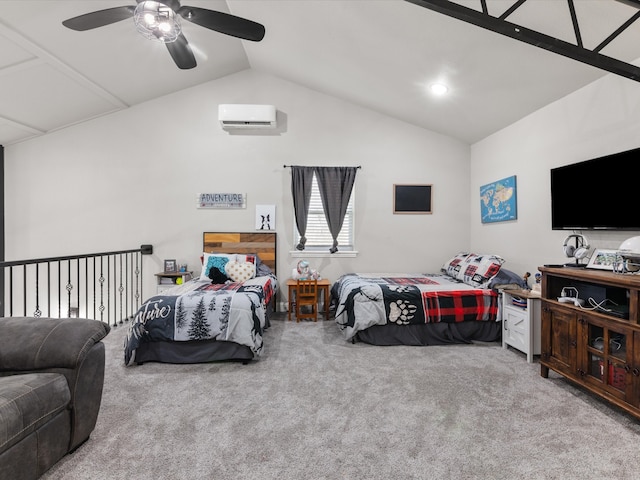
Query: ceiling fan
xmin=62 ymin=0 xmax=265 ymax=70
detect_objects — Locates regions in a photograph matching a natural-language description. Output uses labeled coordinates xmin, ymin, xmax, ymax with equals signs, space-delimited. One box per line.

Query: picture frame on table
xmin=586 ymin=249 xmax=617 ymax=270
xmin=163 ymin=259 xmax=177 ymax=273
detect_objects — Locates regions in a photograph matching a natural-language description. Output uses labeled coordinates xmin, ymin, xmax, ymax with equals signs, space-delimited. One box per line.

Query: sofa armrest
xmin=0 ymin=317 xmax=111 ymax=450
xmin=0 ymin=317 xmax=110 ymax=372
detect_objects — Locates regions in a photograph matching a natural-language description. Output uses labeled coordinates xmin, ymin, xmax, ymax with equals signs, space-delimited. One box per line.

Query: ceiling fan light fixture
xmin=134 ymin=1 xmax=181 ymax=43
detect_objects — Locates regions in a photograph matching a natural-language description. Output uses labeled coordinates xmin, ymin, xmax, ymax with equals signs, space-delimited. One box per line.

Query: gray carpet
xmin=42 ymin=315 xmax=640 ymax=480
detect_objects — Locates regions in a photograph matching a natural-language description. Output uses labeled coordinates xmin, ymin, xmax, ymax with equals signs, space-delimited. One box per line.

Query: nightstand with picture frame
xmin=156 ymin=259 xmax=192 ymax=294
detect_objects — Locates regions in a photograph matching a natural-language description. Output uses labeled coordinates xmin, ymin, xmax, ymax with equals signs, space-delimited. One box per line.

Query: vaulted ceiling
xmin=2 ymin=0 xmax=640 ymax=146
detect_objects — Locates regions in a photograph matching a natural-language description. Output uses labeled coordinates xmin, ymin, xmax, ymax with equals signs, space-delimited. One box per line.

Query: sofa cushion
xmin=0 ymin=373 xmax=70 ymax=455
xmin=0 ymin=317 xmax=110 ymax=371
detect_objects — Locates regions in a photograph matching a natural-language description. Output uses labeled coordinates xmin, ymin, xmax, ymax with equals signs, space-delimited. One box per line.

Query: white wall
xmin=5 ymin=69 xmax=471 ymax=299
xmin=470 ymin=72 xmax=640 ymax=279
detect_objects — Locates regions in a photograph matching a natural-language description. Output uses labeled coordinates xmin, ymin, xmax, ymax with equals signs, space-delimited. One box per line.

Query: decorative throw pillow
xmin=442 ymin=252 xmax=471 ymax=279
xmin=199 ymin=253 xmax=235 ymax=281
xmin=235 ymin=254 xmax=256 ymax=265
xmin=224 ymin=261 xmax=256 ymax=283
xmin=208 ymin=266 xmax=231 ymax=284
xmin=457 ymin=254 xmax=505 ymax=288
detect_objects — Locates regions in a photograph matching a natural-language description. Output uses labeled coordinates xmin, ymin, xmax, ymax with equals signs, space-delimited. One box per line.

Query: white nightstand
xmin=501 ymin=288 xmax=541 ymax=363
xmin=155 ymin=271 xmax=193 ymax=294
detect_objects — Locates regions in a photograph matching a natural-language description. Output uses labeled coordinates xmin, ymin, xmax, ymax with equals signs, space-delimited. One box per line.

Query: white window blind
xmin=295 ymin=174 xmax=354 ymax=250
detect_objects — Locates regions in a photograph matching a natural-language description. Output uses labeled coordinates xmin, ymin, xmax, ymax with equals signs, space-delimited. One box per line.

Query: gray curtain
xmin=314 ymin=166 xmax=358 ymax=253
xmin=290 ymin=166 xmax=315 ymax=250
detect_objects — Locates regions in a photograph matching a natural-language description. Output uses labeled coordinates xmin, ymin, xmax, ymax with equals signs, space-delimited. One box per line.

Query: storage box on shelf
xmin=501 ymin=288 xmax=541 ymax=363
xmin=539 ymin=266 xmax=640 ymax=419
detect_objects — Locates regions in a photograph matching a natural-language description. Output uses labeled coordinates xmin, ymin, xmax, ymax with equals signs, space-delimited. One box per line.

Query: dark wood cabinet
xmin=540 ymin=304 xmax=577 ymax=377
xmin=540 ymin=266 xmax=640 ymax=419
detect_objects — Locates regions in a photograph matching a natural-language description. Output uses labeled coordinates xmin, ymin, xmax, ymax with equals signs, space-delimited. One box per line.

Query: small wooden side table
xmin=287 ymin=278 xmax=331 ymax=321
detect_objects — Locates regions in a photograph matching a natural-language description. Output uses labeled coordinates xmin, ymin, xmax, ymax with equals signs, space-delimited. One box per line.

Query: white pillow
xmin=199 ymin=253 xmax=236 ymax=281
xmin=235 ymin=254 xmax=257 ymax=265
xmin=224 ymin=261 xmax=256 ymax=283
xmin=442 ymin=252 xmax=471 ymax=279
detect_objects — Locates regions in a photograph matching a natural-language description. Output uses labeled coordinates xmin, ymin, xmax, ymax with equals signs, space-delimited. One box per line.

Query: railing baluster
xmin=84 ymin=258 xmax=88 ymax=318
xmin=66 ymin=260 xmax=72 ymax=318
xmin=47 ymin=262 xmax=51 ymax=317
xmin=108 ymin=255 xmax=114 ymax=327
xmin=125 ymin=253 xmax=129 ymax=320
xmin=93 ymin=257 xmax=96 ymax=320
xmin=118 ymin=254 xmax=124 ymax=325
xmin=99 ymin=256 xmax=105 ymax=323
xmin=76 ymin=258 xmax=80 ymax=317
xmin=58 ymin=260 xmax=62 ymax=318
xmin=34 ymin=264 xmax=41 ymax=317
xmin=9 ymin=266 xmax=13 ymax=317
xmin=22 ymin=264 xmax=27 ymax=316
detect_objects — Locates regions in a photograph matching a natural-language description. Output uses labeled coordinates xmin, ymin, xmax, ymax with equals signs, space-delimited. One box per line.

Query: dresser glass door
xmin=586 ymin=321 xmax=628 ymax=395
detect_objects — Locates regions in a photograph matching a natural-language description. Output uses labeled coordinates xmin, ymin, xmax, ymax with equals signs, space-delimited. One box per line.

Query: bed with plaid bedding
xmin=333 ymin=273 xmax=499 ymax=342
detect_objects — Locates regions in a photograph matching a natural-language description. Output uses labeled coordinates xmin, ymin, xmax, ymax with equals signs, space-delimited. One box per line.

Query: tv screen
xmin=551 ymin=147 xmax=640 ymax=230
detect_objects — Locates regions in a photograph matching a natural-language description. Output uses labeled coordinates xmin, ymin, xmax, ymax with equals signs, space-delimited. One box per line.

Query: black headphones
xmin=563 ymin=234 xmax=590 ymax=259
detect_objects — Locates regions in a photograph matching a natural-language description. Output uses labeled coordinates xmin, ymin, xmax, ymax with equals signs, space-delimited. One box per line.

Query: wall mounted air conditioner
xmin=218 ymin=104 xmax=277 ymax=129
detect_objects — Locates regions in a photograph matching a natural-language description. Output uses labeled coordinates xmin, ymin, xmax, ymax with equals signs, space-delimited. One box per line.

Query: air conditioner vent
xmin=218 ymin=104 xmax=277 ymax=129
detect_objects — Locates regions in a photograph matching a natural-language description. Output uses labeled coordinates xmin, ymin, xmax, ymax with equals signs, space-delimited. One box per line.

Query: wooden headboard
xmin=203 ymin=232 xmax=277 ymax=274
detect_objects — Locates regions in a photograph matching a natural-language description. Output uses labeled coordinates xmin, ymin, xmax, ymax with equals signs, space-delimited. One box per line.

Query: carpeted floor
xmin=42 ymin=315 xmax=640 ymax=480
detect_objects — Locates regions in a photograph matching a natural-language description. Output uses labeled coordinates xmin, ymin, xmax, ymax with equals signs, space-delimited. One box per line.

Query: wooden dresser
xmin=539 ymin=266 xmax=640 ymax=419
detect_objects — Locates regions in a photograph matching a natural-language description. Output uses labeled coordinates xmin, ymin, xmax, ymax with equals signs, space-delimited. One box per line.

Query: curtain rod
xmin=283 ymin=165 xmax=361 ymax=169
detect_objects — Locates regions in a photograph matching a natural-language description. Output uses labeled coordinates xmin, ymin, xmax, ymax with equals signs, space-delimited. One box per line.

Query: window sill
xmin=289 ymin=250 xmax=358 ymax=258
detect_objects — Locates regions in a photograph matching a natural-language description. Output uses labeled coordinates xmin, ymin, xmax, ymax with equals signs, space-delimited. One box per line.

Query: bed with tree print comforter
xmin=124 ymin=274 xmax=276 ymax=365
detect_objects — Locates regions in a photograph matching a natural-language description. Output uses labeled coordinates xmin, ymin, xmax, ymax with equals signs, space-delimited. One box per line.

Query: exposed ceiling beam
xmin=405 ymin=0 xmax=640 ymax=82
xmin=0 ymin=21 xmax=128 ymax=108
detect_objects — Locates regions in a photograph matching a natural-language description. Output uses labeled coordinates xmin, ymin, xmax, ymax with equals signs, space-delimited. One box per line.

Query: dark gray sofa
xmin=0 ymin=317 xmax=110 ymax=480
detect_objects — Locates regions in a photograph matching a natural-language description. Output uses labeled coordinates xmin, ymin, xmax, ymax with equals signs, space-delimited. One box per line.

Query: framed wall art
xmin=255 ymin=204 xmax=276 ymax=230
xmin=480 ymin=175 xmax=517 ymax=223
xmin=393 ymin=184 xmax=432 ymax=214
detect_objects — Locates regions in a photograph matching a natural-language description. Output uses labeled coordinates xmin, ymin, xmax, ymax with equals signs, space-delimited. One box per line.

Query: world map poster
xmin=480 ymin=175 xmax=517 ymax=224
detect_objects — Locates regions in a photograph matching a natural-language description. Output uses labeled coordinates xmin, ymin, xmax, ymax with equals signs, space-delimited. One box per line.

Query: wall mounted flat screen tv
xmin=551 ymin=146 xmax=640 ymax=230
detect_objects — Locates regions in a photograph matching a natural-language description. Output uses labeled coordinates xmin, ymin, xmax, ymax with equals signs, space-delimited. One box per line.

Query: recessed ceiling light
xmin=430 ymin=83 xmax=449 ymax=95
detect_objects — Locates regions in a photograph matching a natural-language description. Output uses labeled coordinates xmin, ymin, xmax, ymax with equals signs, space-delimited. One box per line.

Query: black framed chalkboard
xmin=393 ymin=184 xmax=432 ymax=214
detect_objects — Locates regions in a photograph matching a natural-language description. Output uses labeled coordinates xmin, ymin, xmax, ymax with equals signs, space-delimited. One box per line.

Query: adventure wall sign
xmin=197 ymin=193 xmax=246 ymax=209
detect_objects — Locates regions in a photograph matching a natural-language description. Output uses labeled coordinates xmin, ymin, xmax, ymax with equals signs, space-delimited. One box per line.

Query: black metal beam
xmin=405 ymin=0 xmax=640 ymax=82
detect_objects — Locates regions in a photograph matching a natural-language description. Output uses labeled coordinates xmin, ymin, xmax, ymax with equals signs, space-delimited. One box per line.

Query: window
xmin=294 ymin=174 xmax=355 ymax=251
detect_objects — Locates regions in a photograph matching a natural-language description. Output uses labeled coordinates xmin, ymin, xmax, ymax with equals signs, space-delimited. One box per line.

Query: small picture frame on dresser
xmin=163 ymin=259 xmax=177 ymax=273
xmin=586 ymin=249 xmax=616 ymax=270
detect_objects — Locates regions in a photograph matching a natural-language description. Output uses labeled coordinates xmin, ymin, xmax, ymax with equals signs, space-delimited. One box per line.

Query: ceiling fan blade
xmin=62 ymin=6 xmax=136 ymax=31
xmin=166 ymin=33 xmax=197 ymax=69
xmin=177 ymin=6 xmax=265 ymax=42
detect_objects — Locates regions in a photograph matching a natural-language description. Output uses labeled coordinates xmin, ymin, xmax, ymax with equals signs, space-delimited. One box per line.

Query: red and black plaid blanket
xmin=422 ymin=289 xmax=498 ymax=323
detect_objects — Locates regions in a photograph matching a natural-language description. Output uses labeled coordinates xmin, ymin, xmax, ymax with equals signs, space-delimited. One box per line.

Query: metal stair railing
xmin=0 ymin=245 xmax=153 ymax=327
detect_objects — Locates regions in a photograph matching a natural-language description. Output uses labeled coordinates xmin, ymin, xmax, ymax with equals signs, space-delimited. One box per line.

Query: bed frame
xmin=354 ymin=321 xmax=501 ymax=346
xmin=134 ymin=232 xmax=277 ymax=365
xmin=203 ymin=232 xmax=277 ymax=274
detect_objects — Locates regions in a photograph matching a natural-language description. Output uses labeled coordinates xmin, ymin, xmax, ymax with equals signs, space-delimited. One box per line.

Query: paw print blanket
xmin=332 ymin=273 xmax=498 ymax=341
